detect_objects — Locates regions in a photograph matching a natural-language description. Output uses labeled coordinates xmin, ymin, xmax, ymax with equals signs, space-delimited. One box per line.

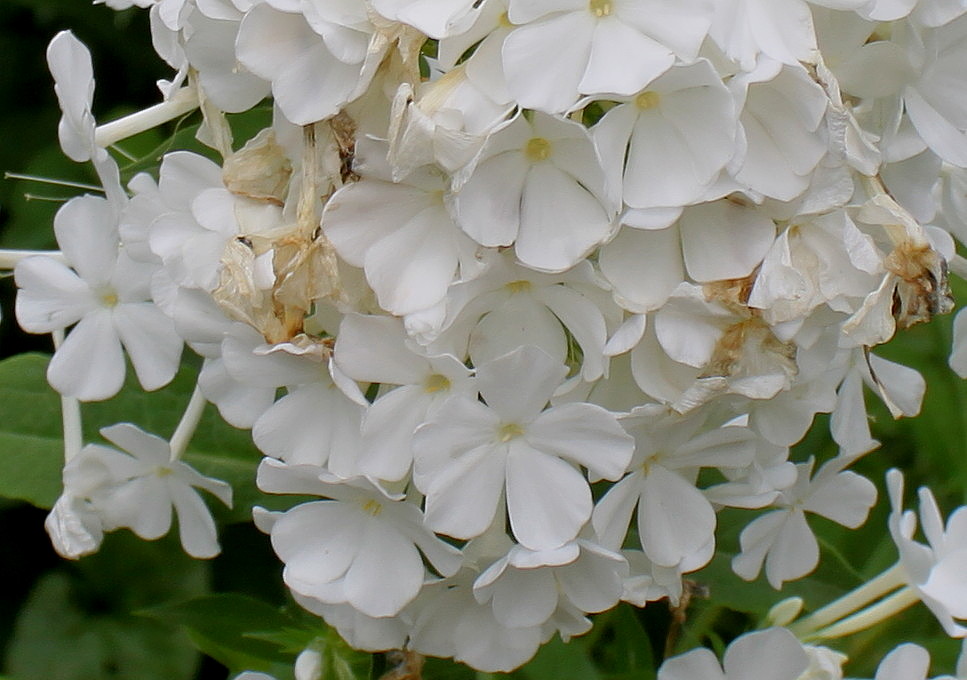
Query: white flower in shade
xmin=44 ymin=494 xmax=105 ymax=560
xmin=600 ymin=198 xmax=776 ymax=315
xmin=453 ymin=111 xmax=617 ymax=272
xmin=733 ymin=456 xmax=877 ymax=589
xmin=747 ymin=210 xmax=883 ymax=327
xmin=501 ymin=0 xmax=712 ymax=113
xmin=472 ymin=539 xmax=627 ymax=628
xmin=371 ymin=0 xmax=482 ymax=38
xmin=257 ymin=459 xmax=464 ymax=618
xmin=592 ymin=60 xmax=738 ymax=211
xmin=60 ymin=423 xmax=233 ymax=558
xmin=709 ymin=0 xmax=872 ymax=69
xmin=323 ymin=146 xmax=484 ymax=316
xmin=888 ymin=469 xmax=967 ymax=637
xmin=46 ymin=30 xmax=124 ymax=206
xmin=422 ymin=252 xmax=618 ymax=382
xmin=235 ymin=3 xmax=380 ymax=125
xmin=413 ymin=346 xmax=634 ymax=550
xmin=657 ymin=627 xmax=809 ymax=680
xmin=729 ymin=61 xmax=829 ymax=202
xmin=592 ymin=405 xmax=757 ymax=568
xmin=182 ymin=9 xmax=272 ymax=114
xmin=408 ymin=575 xmax=548 ymax=673
xmin=873 ymin=643 xmax=931 ymax=680
xmin=15 ymin=195 xmax=183 ymax=401
xmin=144 ymin=151 xmax=284 ymax=292
xmin=333 ymin=313 xmax=474 ymax=482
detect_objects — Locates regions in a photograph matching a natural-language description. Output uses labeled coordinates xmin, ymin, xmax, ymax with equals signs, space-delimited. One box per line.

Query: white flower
xmin=593 ymin=404 xmax=757 ymax=568
xmin=473 ymin=539 xmax=627 ymax=628
xmin=593 ymin=60 xmax=738 ymax=211
xmin=657 ymin=627 xmax=809 ymax=680
xmin=333 ymin=313 xmax=474 ymax=481
xmin=888 ymin=469 xmax=967 ymax=637
xmin=15 ymin=195 xmax=183 ymax=401
xmin=257 ymin=459 xmax=463 ymax=618
xmin=733 ymin=456 xmax=877 ymax=588
xmin=501 ymin=0 xmax=712 ymax=113
xmin=59 ymin=423 xmax=233 ymax=558
xmin=323 ymin=148 xmax=484 ymax=316
xmin=413 ymin=345 xmax=634 ymax=550
xmin=453 ymin=111 xmax=617 ymax=272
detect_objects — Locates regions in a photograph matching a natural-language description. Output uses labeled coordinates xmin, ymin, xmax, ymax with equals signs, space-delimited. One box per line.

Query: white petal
xmin=48 ymin=309 xmax=125 ymax=401
xmin=476 ymin=345 xmax=566 ymax=424
xmin=526 ymin=403 xmax=633 ymax=480
xmin=517 ymin=163 xmax=613 ymax=272
xmin=15 ymin=256 xmax=94 ymax=332
xmin=113 ymin=303 xmax=182 ymax=391
xmin=506 ymin=443 xmax=591 ymax=550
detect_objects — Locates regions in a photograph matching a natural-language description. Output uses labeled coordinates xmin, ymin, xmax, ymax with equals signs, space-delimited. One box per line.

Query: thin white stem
xmin=806 ymin=587 xmax=920 ymax=641
xmin=788 ymin=563 xmax=906 ymax=638
xmin=0 ymin=249 xmax=66 ymax=269
xmin=4 ymin=172 xmax=104 ymax=192
xmin=52 ymin=329 xmax=83 ymax=463
xmin=94 ymin=86 xmax=199 ymax=148
xmin=169 ymin=383 xmax=208 ymax=462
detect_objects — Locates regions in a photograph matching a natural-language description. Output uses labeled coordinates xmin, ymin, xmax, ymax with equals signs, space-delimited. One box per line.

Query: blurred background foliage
xmin=1 ymin=2 xmax=966 ymax=679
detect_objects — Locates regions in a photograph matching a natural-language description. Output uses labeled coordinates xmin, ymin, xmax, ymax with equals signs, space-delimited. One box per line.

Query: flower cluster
xmin=11 ymin=0 xmax=967 ymax=673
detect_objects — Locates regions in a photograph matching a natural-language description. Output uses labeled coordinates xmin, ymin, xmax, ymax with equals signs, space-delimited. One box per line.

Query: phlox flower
xmin=53 ymin=423 xmax=233 ymax=559
xmin=257 ymin=459 xmax=464 ymax=618
xmin=733 ymin=456 xmax=877 ymax=589
xmin=333 ymin=313 xmax=474 ymax=482
xmin=501 ymin=0 xmax=712 ymax=113
xmin=888 ymin=469 xmax=967 ymax=636
xmin=453 ymin=111 xmax=617 ymax=272
xmin=413 ymin=345 xmax=634 ymax=551
xmin=592 ymin=404 xmax=757 ymax=568
xmin=472 ymin=539 xmax=627 ymax=629
xmin=15 ymin=195 xmax=182 ymax=401
xmin=657 ymin=627 xmax=809 ymax=680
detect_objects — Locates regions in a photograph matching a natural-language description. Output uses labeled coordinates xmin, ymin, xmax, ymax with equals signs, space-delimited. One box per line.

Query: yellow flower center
xmin=155 ymin=466 xmax=173 ymax=477
xmin=635 ymin=91 xmax=661 ymax=111
xmin=424 ymin=374 xmax=451 ymax=393
xmin=361 ymin=499 xmax=383 ymax=517
xmin=498 ymin=11 xmax=513 ymax=28
xmin=497 ymin=423 xmax=525 ymax=443
xmin=524 ymin=137 xmax=552 ymax=163
xmin=589 ymin=0 xmax=613 ymax=17
xmin=99 ymin=288 xmax=119 ymax=307
xmin=505 ymin=280 xmax=532 ymax=294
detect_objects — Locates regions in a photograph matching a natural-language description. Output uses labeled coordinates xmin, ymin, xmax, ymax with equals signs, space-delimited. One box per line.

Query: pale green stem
xmin=0 ymin=249 xmax=66 ymax=269
xmin=806 ymin=586 xmax=920 ymax=641
xmin=94 ymin=86 xmax=199 ymax=148
xmin=52 ymin=329 xmax=83 ymax=463
xmin=788 ymin=562 xmax=906 ymax=638
xmin=169 ymin=383 xmax=207 ymax=462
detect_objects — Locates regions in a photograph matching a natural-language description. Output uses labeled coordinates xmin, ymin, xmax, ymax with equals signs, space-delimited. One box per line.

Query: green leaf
xmin=589 ymin=605 xmax=655 ymax=679
xmin=140 ymin=593 xmax=301 ymax=677
xmin=515 ymin=636 xmax=601 ymax=680
xmin=5 ymin=532 xmax=207 ymax=680
xmin=0 ymin=353 xmax=67 ymax=507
